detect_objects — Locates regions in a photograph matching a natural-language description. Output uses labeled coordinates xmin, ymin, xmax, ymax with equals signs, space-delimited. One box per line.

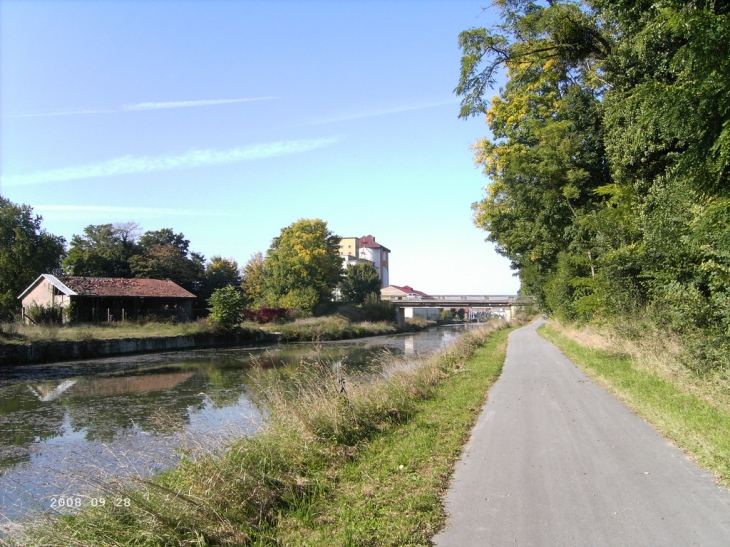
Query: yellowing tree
xmin=262 ymin=219 xmax=342 ymax=314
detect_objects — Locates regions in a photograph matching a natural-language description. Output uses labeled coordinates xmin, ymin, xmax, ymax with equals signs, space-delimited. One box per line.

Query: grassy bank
xmin=0 ymin=319 xmax=211 ymax=344
xmin=10 ymin=320 xmax=512 ymax=546
xmin=0 ymin=317 xmax=429 ymax=346
xmin=260 ymin=316 xmax=430 ymax=342
xmin=539 ymin=321 xmax=730 ymax=485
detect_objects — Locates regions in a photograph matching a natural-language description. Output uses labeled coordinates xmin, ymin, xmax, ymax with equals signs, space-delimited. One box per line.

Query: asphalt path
xmin=433 ymin=319 xmax=730 ymax=546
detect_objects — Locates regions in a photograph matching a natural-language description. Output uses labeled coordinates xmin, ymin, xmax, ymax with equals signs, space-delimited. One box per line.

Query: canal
xmin=0 ymin=325 xmax=469 ymax=523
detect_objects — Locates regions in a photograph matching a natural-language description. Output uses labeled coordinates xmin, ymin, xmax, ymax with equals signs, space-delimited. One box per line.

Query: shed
xmin=18 ymin=275 xmax=196 ymax=323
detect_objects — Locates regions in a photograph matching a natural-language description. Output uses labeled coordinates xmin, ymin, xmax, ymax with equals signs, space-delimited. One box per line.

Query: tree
xmin=0 ymin=197 xmax=66 ymax=319
xmin=202 ymin=256 xmax=242 ymax=300
xmin=262 ymin=219 xmax=342 ymax=314
xmin=130 ymin=228 xmax=205 ymax=293
xmin=339 ymin=262 xmax=381 ymax=303
xmin=458 ymin=0 xmax=730 ymax=368
xmin=241 ymin=252 xmax=267 ymax=307
xmin=63 ymin=223 xmax=140 ymax=277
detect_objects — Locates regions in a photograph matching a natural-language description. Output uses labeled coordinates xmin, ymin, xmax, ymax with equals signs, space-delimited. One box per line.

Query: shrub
xmin=360 ymin=293 xmax=395 ymax=322
xmin=207 ymin=286 xmax=245 ymax=331
xmin=25 ymin=302 xmax=64 ymax=325
xmin=243 ymin=307 xmax=291 ymax=324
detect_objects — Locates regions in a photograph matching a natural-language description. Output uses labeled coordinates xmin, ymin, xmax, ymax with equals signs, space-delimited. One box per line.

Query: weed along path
xmin=434 ymin=319 xmax=730 ymax=547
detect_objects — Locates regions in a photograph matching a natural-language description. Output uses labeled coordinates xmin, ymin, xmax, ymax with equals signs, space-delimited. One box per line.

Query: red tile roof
xmin=387 ymin=285 xmax=432 ymax=298
xmin=359 ymin=235 xmax=391 ymax=252
xmin=56 ymin=277 xmax=196 ymax=298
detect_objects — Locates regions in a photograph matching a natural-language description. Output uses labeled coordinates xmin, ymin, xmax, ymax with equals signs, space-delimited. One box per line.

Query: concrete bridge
xmin=388 ymin=295 xmax=536 ymax=325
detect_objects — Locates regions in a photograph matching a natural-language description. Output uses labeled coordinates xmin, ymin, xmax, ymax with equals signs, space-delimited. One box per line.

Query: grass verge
xmin=538 ymin=321 xmax=730 ymax=486
xmin=8 ymin=321 xmax=512 ymax=546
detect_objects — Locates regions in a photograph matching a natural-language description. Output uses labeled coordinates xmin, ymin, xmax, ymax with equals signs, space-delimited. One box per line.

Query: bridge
xmin=385 ymin=295 xmax=536 ymax=325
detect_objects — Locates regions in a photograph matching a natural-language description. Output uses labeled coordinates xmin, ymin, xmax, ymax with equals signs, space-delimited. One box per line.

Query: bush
xmin=243 ymin=307 xmax=291 ymax=324
xmin=25 ymin=302 xmax=64 ymax=326
xmin=207 ymin=286 xmax=245 ymax=331
xmin=360 ymin=293 xmax=395 ymax=322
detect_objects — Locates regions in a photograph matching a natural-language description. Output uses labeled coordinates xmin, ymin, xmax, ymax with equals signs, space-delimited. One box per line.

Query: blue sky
xmin=0 ymin=0 xmax=518 ymax=294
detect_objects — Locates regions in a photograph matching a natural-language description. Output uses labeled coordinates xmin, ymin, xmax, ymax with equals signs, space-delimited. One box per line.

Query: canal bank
xmin=0 ymin=323 xmax=467 ymax=528
xmin=1 ymin=321 xmax=512 ymax=545
xmin=0 ymin=319 xmax=429 ymax=367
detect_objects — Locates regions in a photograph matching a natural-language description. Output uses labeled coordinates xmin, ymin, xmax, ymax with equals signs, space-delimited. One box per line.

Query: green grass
xmin=539 ymin=322 xmax=730 ymax=485
xmin=258 ymin=316 xmax=429 ymax=342
xmin=11 ymin=321 xmax=512 ymax=546
xmin=274 ymin=328 xmax=511 ymax=546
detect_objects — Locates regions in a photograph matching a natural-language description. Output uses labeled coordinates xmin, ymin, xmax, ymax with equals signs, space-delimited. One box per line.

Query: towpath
xmin=433 ymin=319 xmax=730 ymax=546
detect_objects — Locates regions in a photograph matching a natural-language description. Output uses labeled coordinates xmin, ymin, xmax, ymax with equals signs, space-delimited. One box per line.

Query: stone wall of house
xmin=0 ymin=331 xmax=280 ymax=367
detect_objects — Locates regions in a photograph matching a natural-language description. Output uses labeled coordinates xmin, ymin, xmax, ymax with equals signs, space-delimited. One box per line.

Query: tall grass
xmin=0 ymin=319 xmax=212 ymax=345
xmin=9 ymin=320 xmax=509 ymax=546
xmin=263 ymin=316 xmax=401 ymax=342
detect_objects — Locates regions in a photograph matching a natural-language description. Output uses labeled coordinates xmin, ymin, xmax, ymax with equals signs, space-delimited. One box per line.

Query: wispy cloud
xmin=2 ymin=137 xmax=340 ymax=187
xmin=33 ymin=205 xmax=240 ymax=217
xmin=5 ymin=97 xmax=276 ymax=119
xmin=312 ymin=99 xmax=459 ymax=124
xmin=123 ymin=97 xmax=276 ymax=110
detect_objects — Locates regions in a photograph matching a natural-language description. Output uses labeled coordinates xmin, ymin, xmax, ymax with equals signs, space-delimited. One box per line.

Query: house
xmin=380 ymin=284 xmax=431 ymax=300
xmin=18 ymin=274 xmax=196 ymax=323
xmin=381 ymin=284 xmax=440 ymax=320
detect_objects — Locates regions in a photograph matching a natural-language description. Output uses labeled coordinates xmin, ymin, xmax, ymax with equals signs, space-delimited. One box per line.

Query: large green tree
xmin=63 ymin=222 xmax=140 ymax=277
xmin=262 ymin=219 xmax=342 ymax=314
xmin=339 ymin=262 xmax=381 ymax=304
xmin=0 ymin=197 xmax=66 ymax=319
xmin=129 ymin=228 xmax=205 ymax=293
xmin=459 ymin=0 xmax=730 ymax=368
xmin=201 ymin=256 xmax=242 ymax=300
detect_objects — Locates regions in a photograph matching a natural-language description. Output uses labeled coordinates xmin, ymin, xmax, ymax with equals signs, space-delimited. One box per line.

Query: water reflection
xmin=0 ymin=325 xmax=472 ymax=521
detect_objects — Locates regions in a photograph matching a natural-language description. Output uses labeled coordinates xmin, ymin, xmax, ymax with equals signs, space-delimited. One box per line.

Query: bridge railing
xmin=385 ymin=294 xmax=537 ymax=304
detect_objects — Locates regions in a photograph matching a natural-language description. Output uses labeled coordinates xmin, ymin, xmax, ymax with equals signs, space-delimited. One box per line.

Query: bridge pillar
xmin=395 ymin=306 xmax=405 ymax=327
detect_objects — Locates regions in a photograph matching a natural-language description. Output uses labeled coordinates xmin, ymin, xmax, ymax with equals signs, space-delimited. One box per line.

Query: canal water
xmin=0 ymin=325 xmax=468 ymax=523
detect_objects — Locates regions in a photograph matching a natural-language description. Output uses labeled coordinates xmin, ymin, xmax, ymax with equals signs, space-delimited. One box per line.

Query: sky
xmin=0 ymin=0 xmax=518 ymax=295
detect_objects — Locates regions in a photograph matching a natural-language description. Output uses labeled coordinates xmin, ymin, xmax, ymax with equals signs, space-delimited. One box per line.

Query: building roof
xmin=383 ymin=285 xmax=432 ymax=298
xmin=359 ymin=235 xmax=391 ymax=252
xmin=18 ymin=274 xmax=196 ymax=300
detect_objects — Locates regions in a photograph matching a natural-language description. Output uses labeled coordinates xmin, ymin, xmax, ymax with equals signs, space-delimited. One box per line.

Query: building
xmin=338 ymin=236 xmax=362 ymax=268
xmin=18 ymin=274 xmax=196 ymax=323
xmin=358 ymin=235 xmax=390 ymax=288
xmin=338 ymin=235 xmax=391 ymax=287
xmin=380 ymin=284 xmax=431 ymax=300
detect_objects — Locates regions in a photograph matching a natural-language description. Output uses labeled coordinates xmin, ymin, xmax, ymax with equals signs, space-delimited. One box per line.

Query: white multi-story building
xmin=357 ymin=235 xmax=390 ymax=288
xmin=338 ymin=235 xmax=391 ymax=288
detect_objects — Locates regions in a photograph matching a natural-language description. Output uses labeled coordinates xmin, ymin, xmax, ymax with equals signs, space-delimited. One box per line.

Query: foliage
xmin=459 ymin=0 xmax=730 ymax=370
xmin=201 ymin=256 xmax=241 ymax=301
xmin=63 ymin=222 xmax=139 ymax=278
xmin=243 ymin=307 xmax=291 ymax=324
xmin=339 ymin=262 xmax=382 ymax=304
xmin=207 ymin=286 xmax=245 ymax=331
xmin=262 ymin=219 xmax=342 ymax=315
xmin=130 ymin=228 xmax=205 ymax=292
xmin=360 ymin=292 xmax=395 ymax=322
xmin=241 ymin=252 xmax=267 ymax=307
xmin=0 ymin=197 xmax=66 ymax=320
xmin=24 ymin=302 xmax=64 ymax=326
